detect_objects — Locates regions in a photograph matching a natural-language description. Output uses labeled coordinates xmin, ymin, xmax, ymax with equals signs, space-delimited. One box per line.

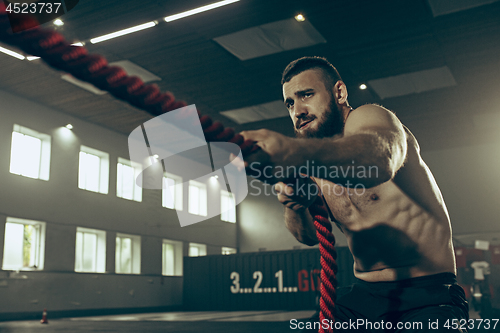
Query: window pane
xmin=118 ymin=163 xmax=134 ymax=200
xmin=163 ymin=177 xmax=175 ymax=209
xmin=79 ymin=152 xmax=100 ymax=192
xmin=163 ymin=243 xmax=175 ymax=275
xmin=115 ymin=237 xmax=121 ymax=273
xmin=221 ymin=193 xmax=228 ymax=221
xmin=117 ymin=237 xmax=132 ymax=274
xmin=10 ymin=132 xmax=42 ymax=178
xmin=199 ymin=185 xmax=207 ymax=216
xmin=29 ymin=225 xmax=40 ymax=267
xmin=222 ymin=247 xmax=236 ymax=255
xmin=189 ymin=246 xmax=199 ymax=257
xmin=23 ymin=224 xmax=37 ymax=268
xmin=82 ymin=233 xmax=97 ymax=272
xmin=189 ymin=185 xmax=200 ymax=215
xmin=174 ymin=180 xmax=183 ymax=210
xmin=75 ymin=231 xmax=83 ymax=271
xmin=228 ymin=193 xmax=236 ymax=222
xmin=3 ymin=223 xmax=24 ymax=269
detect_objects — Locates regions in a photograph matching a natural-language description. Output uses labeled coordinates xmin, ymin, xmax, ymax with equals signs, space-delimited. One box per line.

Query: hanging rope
xmin=0 ymin=6 xmax=338 ymax=331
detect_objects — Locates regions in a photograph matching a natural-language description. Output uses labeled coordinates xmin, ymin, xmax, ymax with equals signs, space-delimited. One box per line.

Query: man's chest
xmin=311 ymin=177 xmax=388 ymax=226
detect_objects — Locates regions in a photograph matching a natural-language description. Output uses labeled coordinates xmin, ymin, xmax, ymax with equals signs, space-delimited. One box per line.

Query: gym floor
xmin=0 ymin=309 xmax=495 ymax=333
xmin=0 ymin=310 xmax=315 ymax=333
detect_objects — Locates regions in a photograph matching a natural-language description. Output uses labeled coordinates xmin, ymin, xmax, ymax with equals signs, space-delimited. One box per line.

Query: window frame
xmin=221 ymin=246 xmax=237 ymax=255
xmin=74 ymin=227 xmax=106 ymax=273
xmin=2 ymin=217 xmax=46 ymax=271
xmin=162 ymin=239 xmax=183 ymax=276
xmin=188 ymin=180 xmax=207 ymax=216
xmin=116 ymin=157 xmax=142 ymax=202
xmin=162 ymin=173 xmax=183 ymax=210
xmin=220 ymin=189 xmax=236 ymax=223
xmin=115 ymin=233 xmax=141 ymax=274
xmin=9 ymin=124 xmax=51 ymax=181
xmin=188 ymin=242 xmax=207 ymax=257
xmin=78 ymin=145 xmax=109 ymax=194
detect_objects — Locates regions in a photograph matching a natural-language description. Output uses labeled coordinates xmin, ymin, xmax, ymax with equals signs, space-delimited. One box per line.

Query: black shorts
xmin=297 ymin=273 xmax=469 ymax=332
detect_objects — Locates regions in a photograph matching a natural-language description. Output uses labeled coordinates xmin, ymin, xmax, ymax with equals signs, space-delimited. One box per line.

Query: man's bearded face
xmin=294 ymin=92 xmax=344 ymax=139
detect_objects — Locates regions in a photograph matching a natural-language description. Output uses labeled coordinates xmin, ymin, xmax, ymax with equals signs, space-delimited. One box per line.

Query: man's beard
xmin=294 ymin=97 xmax=344 ymax=139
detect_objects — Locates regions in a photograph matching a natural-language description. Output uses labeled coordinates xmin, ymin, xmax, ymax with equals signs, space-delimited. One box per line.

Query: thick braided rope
xmin=309 ymin=196 xmax=337 ymax=333
xmin=0 ymin=7 xmax=338 ymax=329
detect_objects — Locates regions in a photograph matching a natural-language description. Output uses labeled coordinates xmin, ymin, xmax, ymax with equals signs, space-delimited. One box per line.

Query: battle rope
xmin=0 ymin=6 xmax=337 ymax=331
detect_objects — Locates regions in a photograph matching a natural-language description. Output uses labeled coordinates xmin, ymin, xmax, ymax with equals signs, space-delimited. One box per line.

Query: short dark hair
xmin=281 ymin=56 xmax=342 ymax=91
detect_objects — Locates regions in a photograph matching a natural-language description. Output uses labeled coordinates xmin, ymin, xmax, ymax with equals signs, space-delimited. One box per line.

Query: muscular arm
xmin=295 ymin=104 xmax=407 ymax=188
xmin=274 ymin=180 xmax=319 ymax=246
xmin=284 ymin=207 xmax=318 ymax=246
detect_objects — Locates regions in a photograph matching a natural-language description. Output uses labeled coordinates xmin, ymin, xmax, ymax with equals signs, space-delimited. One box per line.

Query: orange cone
xmin=40 ymin=309 xmax=48 ymax=324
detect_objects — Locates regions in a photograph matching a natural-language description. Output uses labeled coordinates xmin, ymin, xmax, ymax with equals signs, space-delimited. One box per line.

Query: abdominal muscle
xmin=311 ymin=177 xmax=457 ymax=282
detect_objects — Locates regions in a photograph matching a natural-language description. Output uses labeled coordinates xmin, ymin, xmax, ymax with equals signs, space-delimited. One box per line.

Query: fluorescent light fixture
xmin=427 ymin=0 xmax=499 ymax=17
xmin=54 ymin=19 xmax=64 ymax=26
xmin=71 ymin=42 xmax=84 ymax=47
xmin=164 ymin=0 xmax=239 ymax=22
xmin=0 ymin=46 xmax=25 ymax=60
xmin=61 ymin=74 xmax=107 ymax=95
xmin=66 ymin=124 xmax=73 ymax=130
xmin=214 ymin=18 xmax=326 ymax=61
xmin=295 ymin=14 xmax=305 ymax=22
xmin=220 ymin=100 xmax=289 ymax=124
xmin=27 ymin=56 xmax=41 ymax=61
xmin=359 ymin=84 xmax=367 ymax=90
xmin=368 ymin=66 xmax=456 ymax=99
xmin=90 ymin=21 xmax=157 ymax=44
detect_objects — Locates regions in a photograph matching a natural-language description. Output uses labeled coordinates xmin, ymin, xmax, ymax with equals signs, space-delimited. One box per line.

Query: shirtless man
xmin=239 ymin=57 xmax=468 ymax=332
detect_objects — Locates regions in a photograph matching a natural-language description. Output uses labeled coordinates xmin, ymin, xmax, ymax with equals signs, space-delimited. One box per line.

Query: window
xmin=2 ymin=217 xmax=46 ymax=270
xmin=188 ymin=180 xmax=207 ymax=216
xmin=162 ymin=173 xmax=183 ymax=210
xmin=75 ymin=227 xmax=106 ymax=273
xmin=188 ymin=242 xmax=207 ymax=257
xmin=221 ymin=190 xmax=236 ymax=223
xmin=117 ymin=157 xmax=142 ymax=202
xmin=78 ymin=145 xmax=109 ymax=194
xmin=162 ymin=239 xmax=183 ymax=276
xmin=9 ymin=124 xmax=51 ymax=180
xmin=222 ymin=247 xmax=237 ymax=255
xmin=115 ymin=233 xmax=141 ymax=274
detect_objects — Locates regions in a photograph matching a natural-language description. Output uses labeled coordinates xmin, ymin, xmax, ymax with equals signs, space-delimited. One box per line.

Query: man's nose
xmin=294 ymin=101 xmax=308 ymax=119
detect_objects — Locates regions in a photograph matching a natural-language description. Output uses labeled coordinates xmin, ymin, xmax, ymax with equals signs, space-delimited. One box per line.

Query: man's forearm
xmin=284 ymin=207 xmax=318 ymax=246
xmin=294 ymin=132 xmax=401 ymax=188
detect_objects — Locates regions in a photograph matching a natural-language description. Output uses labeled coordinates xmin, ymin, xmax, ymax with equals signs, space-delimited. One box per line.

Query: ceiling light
xmin=164 ymin=0 xmax=240 ymax=22
xmin=359 ymin=84 xmax=367 ymax=90
xmin=66 ymin=124 xmax=73 ymax=130
xmin=295 ymin=14 xmax=305 ymax=22
xmin=54 ymin=19 xmax=64 ymax=26
xmin=90 ymin=21 xmax=157 ymax=44
xmin=153 ymin=154 xmax=159 ymax=159
xmin=212 ymin=175 xmax=219 ymax=179
xmin=71 ymin=42 xmax=84 ymax=47
xmin=0 ymin=46 xmax=25 ymax=60
xmin=26 ymin=56 xmax=40 ymax=61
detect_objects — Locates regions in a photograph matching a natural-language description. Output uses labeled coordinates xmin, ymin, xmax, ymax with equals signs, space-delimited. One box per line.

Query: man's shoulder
xmin=353 ymin=103 xmax=395 ymax=114
xmin=344 ymin=103 xmax=404 ymax=136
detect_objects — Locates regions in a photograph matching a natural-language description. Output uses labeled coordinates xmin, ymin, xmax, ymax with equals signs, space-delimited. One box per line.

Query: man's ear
xmin=333 ymin=81 xmax=348 ymax=105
